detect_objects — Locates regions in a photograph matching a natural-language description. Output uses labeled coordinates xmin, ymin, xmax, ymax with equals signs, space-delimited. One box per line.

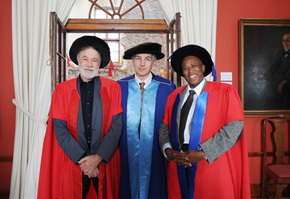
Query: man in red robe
xmin=38 ymin=36 xmax=122 ymax=199
xmin=159 ymin=45 xmax=250 ymax=199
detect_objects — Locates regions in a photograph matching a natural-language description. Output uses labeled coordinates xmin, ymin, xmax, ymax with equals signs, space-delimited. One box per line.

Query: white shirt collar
xmin=185 ymin=78 xmax=205 ymax=97
xmin=135 ymin=73 xmax=152 ymax=89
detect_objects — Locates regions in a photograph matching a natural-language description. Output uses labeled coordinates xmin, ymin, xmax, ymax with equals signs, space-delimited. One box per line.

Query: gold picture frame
xmin=239 ymin=18 xmax=290 ymax=117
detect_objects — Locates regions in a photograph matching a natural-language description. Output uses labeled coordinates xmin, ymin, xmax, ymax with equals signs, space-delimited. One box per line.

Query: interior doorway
xmin=50 ymin=0 xmax=181 ymax=93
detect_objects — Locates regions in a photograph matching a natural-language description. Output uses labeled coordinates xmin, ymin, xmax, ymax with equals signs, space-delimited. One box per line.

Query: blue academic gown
xmin=118 ymin=74 xmax=175 ymax=199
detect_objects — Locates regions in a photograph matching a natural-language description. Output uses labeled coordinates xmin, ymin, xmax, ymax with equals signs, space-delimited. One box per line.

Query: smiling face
xmin=132 ymin=53 xmax=155 ymax=81
xmin=181 ymin=56 xmax=205 ymax=89
xmin=77 ymin=47 xmax=101 ymax=82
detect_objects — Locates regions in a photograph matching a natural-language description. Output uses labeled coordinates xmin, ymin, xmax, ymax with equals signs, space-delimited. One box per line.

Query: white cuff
xmin=162 ymin=143 xmax=172 ymax=159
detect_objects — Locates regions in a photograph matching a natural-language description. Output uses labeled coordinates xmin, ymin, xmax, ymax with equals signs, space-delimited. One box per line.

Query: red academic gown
xmin=163 ymin=82 xmax=250 ymax=199
xmin=38 ymin=77 xmax=122 ymax=199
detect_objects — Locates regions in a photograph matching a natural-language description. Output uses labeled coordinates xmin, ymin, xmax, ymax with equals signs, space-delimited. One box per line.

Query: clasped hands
xmin=78 ymin=154 xmax=102 ymax=178
xmin=165 ymin=148 xmax=206 ymax=167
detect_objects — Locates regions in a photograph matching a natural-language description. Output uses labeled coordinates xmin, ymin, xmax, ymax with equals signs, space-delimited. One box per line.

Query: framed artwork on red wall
xmin=239 ymin=18 xmax=290 ymax=116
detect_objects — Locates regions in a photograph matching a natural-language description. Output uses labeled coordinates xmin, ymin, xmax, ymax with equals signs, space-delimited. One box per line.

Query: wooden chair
xmin=261 ymin=117 xmax=290 ymax=199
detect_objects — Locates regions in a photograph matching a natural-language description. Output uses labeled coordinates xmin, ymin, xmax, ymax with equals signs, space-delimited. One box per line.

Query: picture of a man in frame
xmin=268 ymin=32 xmax=290 ymax=109
xmin=243 ymin=25 xmax=290 ymax=111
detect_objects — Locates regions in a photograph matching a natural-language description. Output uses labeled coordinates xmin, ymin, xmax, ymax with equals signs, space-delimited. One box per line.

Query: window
xmin=94 ymin=8 xmax=120 ymax=63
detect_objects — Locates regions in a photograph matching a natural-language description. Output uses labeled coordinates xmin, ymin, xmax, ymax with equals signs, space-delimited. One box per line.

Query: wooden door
xmin=166 ymin=12 xmax=181 ymax=87
xmin=50 ymin=12 xmax=67 ymax=94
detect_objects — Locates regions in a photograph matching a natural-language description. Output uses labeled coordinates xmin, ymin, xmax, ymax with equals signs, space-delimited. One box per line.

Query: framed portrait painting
xmin=239 ymin=18 xmax=290 ymax=116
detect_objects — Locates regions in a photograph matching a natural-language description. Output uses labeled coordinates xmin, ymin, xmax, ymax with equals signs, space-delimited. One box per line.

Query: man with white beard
xmin=38 ymin=36 xmax=123 ymax=199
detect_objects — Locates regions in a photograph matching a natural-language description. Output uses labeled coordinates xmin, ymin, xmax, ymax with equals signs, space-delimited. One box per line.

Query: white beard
xmin=79 ymin=66 xmax=99 ymax=81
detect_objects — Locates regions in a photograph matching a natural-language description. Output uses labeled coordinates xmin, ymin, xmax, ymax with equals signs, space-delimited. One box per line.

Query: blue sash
xmin=127 ymin=80 xmax=158 ymax=199
xmin=176 ymin=91 xmax=208 ymax=199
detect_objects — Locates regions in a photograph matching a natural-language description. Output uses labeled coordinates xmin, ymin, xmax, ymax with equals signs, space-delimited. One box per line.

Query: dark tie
xmin=179 ymin=90 xmax=195 ymax=146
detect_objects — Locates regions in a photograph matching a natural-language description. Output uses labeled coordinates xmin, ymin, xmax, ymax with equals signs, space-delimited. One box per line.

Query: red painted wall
xmin=216 ymin=0 xmax=290 ymax=184
xmin=0 ymin=0 xmax=14 ymax=191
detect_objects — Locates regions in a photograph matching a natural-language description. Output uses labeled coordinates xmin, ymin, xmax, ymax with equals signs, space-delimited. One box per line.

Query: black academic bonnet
xmin=69 ymin=36 xmax=110 ymax=68
xmin=171 ymin=44 xmax=213 ymax=77
xmin=123 ymin=42 xmax=165 ymax=60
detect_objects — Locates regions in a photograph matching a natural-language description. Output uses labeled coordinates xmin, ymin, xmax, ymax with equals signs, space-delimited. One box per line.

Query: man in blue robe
xmin=118 ymin=42 xmax=176 ymax=199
